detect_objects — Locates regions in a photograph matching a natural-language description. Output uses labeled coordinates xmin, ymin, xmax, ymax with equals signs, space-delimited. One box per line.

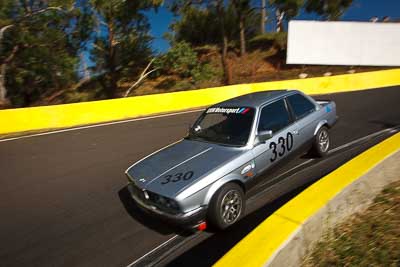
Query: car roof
xmin=213 ymin=90 xmax=296 ymax=109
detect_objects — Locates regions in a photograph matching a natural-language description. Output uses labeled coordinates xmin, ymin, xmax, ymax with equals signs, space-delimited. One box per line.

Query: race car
xmin=125 ymin=90 xmax=337 ymax=230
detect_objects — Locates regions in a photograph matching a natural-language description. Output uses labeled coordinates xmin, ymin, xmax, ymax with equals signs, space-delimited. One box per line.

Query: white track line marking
xmin=328 ymin=127 xmax=398 ymax=154
xmin=273 ymin=128 xmax=395 ymax=184
xmin=251 ymin=126 xmax=399 ymax=195
xmin=126 ymin=235 xmax=179 ymax=267
xmin=128 ymin=127 xmax=400 ymax=266
xmin=276 ymin=159 xmax=314 ymax=178
xmin=0 ymin=109 xmax=204 ymax=143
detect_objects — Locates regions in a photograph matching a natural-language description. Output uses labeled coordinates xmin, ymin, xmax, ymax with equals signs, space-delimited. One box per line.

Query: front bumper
xmin=127 ymin=183 xmax=207 ymax=228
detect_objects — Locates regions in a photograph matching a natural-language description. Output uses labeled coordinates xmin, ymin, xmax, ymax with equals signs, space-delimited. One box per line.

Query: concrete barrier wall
xmin=1 ymin=68 xmax=400 ymax=135
xmin=214 ymin=132 xmax=400 ymax=267
xmin=287 ymin=21 xmax=400 ymax=66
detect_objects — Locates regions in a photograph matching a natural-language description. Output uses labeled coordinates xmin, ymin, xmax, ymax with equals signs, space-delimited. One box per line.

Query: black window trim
xmin=284 ymin=97 xmax=296 ymax=123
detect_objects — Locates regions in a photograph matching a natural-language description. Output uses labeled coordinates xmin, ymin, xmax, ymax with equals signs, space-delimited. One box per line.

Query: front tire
xmin=312 ymin=126 xmax=330 ymax=157
xmin=208 ymin=183 xmax=245 ymax=230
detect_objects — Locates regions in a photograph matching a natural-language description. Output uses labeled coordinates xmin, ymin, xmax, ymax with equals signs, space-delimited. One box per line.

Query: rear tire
xmin=312 ymin=126 xmax=330 ymax=157
xmin=207 ymin=183 xmax=245 ymax=230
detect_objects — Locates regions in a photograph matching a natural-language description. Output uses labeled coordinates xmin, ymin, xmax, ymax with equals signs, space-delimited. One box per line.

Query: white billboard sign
xmin=287 ymin=20 xmax=400 ymax=66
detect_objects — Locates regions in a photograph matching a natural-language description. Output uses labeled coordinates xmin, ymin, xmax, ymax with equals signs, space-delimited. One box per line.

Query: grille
xmin=129 ymin=183 xmax=179 ymax=214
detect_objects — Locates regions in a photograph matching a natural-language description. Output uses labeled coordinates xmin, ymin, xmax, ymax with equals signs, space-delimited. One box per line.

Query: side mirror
xmin=189 ymin=124 xmax=201 ymax=135
xmin=257 ymin=130 xmax=273 ymax=142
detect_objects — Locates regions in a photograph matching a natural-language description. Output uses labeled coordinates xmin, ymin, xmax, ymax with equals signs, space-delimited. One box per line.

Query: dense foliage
xmin=249 ymin=32 xmax=287 ymax=51
xmin=89 ymin=0 xmax=162 ymax=98
xmin=305 ymin=0 xmax=353 ymax=20
xmin=154 ymin=41 xmax=214 ymax=83
xmin=270 ymin=0 xmax=303 ymax=19
xmin=171 ymin=4 xmax=259 ymax=48
xmin=0 ymin=0 xmax=354 ymax=108
xmin=0 ymin=0 xmax=80 ymax=107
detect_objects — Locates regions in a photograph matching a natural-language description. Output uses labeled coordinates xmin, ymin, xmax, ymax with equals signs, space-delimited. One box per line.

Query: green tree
xmin=169 ymin=1 xmax=260 ymax=83
xmin=89 ymin=0 xmax=162 ymax=98
xmin=171 ymin=6 xmax=259 ymax=46
xmin=155 ymin=41 xmax=213 ymax=81
xmin=305 ymin=0 xmax=353 ymax=20
xmin=231 ymin=0 xmax=252 ymax=56
xmin=0 ymin=0 xmax=85 ymax=107
xmin=260 ymin=0 xmax=267 ymax=34
xmin=270 ymin=0 xmax=303 ymax=31
xmin=169 ymin=0 xmax=233 ymax=85
xmin=170 ymin=7 xmax=220 ymax=47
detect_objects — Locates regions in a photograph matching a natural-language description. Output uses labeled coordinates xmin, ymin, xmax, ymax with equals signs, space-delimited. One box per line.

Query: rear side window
xmin=287 ymin=93 xmax=316 ymax=120
xmin=258 ymin=99 xmax=291 ymax=133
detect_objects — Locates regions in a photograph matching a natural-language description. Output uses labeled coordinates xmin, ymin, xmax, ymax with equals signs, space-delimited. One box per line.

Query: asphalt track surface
xmin=0 ymin=86 xmax=399 ymax=267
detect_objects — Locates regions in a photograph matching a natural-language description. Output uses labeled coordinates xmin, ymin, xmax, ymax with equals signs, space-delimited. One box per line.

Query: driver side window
xmin=258 ymin=99 xmax=291 ymax=133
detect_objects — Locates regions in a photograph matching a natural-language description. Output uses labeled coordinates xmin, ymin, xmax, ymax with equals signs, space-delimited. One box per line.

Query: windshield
xmin=187 ymin=107 xmax=255 ymax=146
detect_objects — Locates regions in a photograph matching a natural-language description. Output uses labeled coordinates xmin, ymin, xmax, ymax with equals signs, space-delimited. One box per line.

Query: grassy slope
xmin=126 ymin=47 xmax=389 ymax=98
xmin=43 ymin=44 xmax=391 ymax=106
xmin=302 ymin=180 xmax=400 ymax=267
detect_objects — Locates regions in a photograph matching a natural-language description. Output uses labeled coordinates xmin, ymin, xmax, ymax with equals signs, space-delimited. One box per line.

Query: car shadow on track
xmin=164 ymin=133 xmax=393 ymax=267
xmin=165 ymin=184 xmax=309 ymax=267
xmin=118 ymin=187 xmax=184 ymax=235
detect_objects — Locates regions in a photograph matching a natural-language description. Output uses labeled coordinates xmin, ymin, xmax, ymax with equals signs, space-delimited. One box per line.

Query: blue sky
xmin=146 ymin=0 xmax=400 ymax=53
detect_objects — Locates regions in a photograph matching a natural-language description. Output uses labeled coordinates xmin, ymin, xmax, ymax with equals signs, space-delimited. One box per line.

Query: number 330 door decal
xmin=269 ymin=132 xmax=294 ymax=162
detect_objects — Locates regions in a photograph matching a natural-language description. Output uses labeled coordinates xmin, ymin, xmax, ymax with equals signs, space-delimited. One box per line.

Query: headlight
xmin=153 ymin=194 xmax=180 ymax=211
xmin=165 ymin=198 xmax=179 ymax=210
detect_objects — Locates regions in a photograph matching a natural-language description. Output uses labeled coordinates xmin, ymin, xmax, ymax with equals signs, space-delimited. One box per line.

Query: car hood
xmin=126 ymin=139 xmax=243 ymax=198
